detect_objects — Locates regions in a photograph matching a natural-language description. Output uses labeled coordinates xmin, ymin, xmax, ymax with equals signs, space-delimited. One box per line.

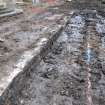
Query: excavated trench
xmin=2 ymin=10 xmax=105 ymax=105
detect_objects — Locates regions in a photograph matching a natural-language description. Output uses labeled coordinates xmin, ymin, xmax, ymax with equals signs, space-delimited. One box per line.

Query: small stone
xmin=20 ymin=99 xmax=24 ymax=104
xmin=0 ymin=38 xmax=4 ymax=42
xmin=0 ymin=54 xmax=3 ymax=57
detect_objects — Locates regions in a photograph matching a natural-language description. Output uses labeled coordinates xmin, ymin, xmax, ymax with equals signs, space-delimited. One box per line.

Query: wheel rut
xmin=3 ymin=10 xmax=105 ymax=105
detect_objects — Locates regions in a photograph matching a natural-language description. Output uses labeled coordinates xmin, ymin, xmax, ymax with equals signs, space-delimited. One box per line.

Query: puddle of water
xmin=83 ymin=47 xmax=95 ymax=64
xmin=86 ymin=48 xmax=91 ymax=63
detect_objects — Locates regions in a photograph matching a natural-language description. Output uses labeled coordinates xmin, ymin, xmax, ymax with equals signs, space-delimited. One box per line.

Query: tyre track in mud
xmin=4 ymin=10 xmax=105 ymax=105
xmin=79 ymin=10 xmax=102 ymax=105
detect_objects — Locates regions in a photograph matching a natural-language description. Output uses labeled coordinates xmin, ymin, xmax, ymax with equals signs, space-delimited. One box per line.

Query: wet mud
xmin=3 ymin=10 xmax=105 ymax=105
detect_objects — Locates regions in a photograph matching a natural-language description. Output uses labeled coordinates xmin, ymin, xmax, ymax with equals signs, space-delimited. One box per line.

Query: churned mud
xmin=3 ymin=10 xmax=105 ymax=105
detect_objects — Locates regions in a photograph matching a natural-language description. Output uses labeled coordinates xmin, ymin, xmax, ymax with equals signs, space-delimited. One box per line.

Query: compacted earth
xmin=3 ymin=9 xmax=105 ymax=105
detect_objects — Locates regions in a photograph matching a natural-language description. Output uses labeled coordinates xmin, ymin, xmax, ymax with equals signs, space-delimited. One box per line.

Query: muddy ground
xmin=0 ymin=2 xmax=67 ymax=92
xmin=2 ymin=8 xmax=105 ymax=105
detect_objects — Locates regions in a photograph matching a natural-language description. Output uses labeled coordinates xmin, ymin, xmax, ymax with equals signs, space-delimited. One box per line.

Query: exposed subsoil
xmin=4 ymin=9 xmax=105 ymax=105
